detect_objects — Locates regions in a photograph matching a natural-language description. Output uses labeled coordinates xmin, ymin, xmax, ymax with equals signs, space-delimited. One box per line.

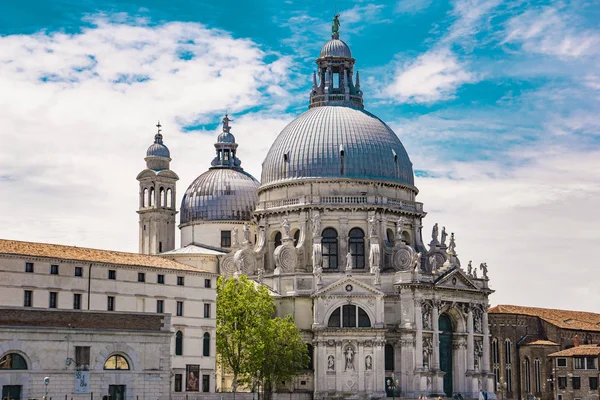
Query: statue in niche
xmin=311 ymin=213 xmax=321 ymax=237
xmin=422 ymin=304 xmax=432 ymax=330
xmin=243 ymin=222 xmax=250 ymax=243
xmin=480 ymin=262 xmax=489 ymax=280
xmin=422 ymin=338 xmax=432 ymax=369
xmin=346 ymin=251 xmax=354 ymax=271
xmin=282 ymin=218 xmax=291 ymax=239
xmin=467 ymin=260 xmax=473 ymax=276
xmin=368 ymin=216 xmax=378 ymax=237
xmin=474 ymin=312 xmax=483 ymax=333
xmin=396 ymin=217 xmax=406 ymax=239
xmin=411 ymin=252 xmax=421 ymax=271
xmin=440 ymin=226 xmax=447 ymax=246
xmin=428 ymin=255 xmax=439 ymax=272
xmin=232 ymin=228 xmax=239 ymax=247
xmin=431 ymin=223 xmax=439 ymax=243
xmin=344 ymin=346 xmax=355 ymax=371
xmin=365 ymin=355 xmax=372 ymax=370
xmin=327 ymin=355 xmax=335 ymax=371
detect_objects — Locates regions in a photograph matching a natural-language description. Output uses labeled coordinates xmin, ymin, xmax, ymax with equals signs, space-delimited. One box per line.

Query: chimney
xmin=573 ymin=334 xmax=580 ymax=347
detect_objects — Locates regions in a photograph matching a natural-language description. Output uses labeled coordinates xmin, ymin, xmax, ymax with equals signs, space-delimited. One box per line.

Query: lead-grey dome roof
xmin=146 ymin=142 xmax=170 ymax=158
xmin=320 ymin=39 xmax=352 ymax=58
xmin=180 ymin=168 xmax=259 ymax=224
xmin=260 ymin=106 xmax=414 ymax=187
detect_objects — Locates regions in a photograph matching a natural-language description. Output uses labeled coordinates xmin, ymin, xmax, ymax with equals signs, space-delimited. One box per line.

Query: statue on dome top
xmin=332 ymin=14 xmax=340 ymax=35
xmin=222 ymin=113 xmax=232 ymax=133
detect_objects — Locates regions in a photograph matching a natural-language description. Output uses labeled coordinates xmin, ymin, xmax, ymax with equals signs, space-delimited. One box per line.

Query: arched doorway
xmin=439 ymin=314 xmax=453 ymax=397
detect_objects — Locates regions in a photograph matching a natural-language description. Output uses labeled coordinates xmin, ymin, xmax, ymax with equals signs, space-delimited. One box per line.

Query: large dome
xmin=180 ymin=168 xmax=259 ymax=224
xmin=260 ymin=106 xmax=414 ymax=187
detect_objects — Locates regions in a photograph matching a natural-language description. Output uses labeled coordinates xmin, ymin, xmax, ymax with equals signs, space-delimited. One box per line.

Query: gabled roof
xmin=0 ymin=239 xmax=208 ymax=273
xmin=548 ymin=345 xmax=600 ymax=357
xmin=525 ymin=340 xmax=559 ymax=346
xmin=489 ymin=305 xmax=600 ymax=332
xmin=434 ymin=267 xmax=479 ymax=291
xmin=312 ymin=275 xmax=384 ymax=298
xmin=160 ymin=243 xmax=227 ymax=256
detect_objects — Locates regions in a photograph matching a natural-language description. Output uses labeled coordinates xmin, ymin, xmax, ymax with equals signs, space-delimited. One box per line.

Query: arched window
xmin=386 ymin=228 xmax=394 ymax=244
xmin=322 ymin=228 xmax=338 ymax=269
xmin=159 ymin=188 xmax=165 ymax=207
xmin=492 ymin=338 xmax=500 ymax=392
xmin=293 ymin=230 xmax=300 ymax=247
xmin=203 ymin=333 xmax=210 ymax=357
xmin=505 ymin=339 xmax=513 ymax=392
xmin=524 ymin=357 xmax=531 ymax=393
xmin=0 ymin=353 xmax=27 ymax=369
xmin=175 ymin=331 xmax=183 ymax=356
xmin=385 ymin=344 xmax=394 ymax=371
xmin=150 ymin=187 xmax=155 ymax=207
xmin=274 ymin=232 xmax=282 ymax=248
xmin=104 ymin=354 xmax=130 ymax=370
xmin=307 ymin=344 xmax=314 ymax=370
xmin=143 ymin=188 xmax=149 ymax=207
xmin=327 ymin=305 xmax=371 ymax=328
xmin=534 ymin=358 xmax=541 ymax=393
xmin=348 ymin=228 xmax=365 ymax=269
xmin=167 ymin=188 xmax=172 ymax=208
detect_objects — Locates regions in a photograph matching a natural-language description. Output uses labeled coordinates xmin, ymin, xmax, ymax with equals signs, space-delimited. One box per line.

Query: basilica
xmin=141 ymin=19 xmax=495 ymax=399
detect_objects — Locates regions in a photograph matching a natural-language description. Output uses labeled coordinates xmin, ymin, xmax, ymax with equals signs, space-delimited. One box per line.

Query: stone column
xmin=432 ymin=301 xmax=440 ymax=370
xmin=358 ymin=341 xmax=364 ymax=392
xmin=482 ymin=309 xmax=490 ymax=373
xmin=314 ymin=340 xmax=321 ymax=394
xmin=467 ymin=306 xmax=475 ymax=371
xmin=374 ymin=339 xmax=385 ymax=392
xmin=339 ymin=216 xmax=348 ymax=270
xmin=415 ymin=300 xmax=424 ymax=369
xmin=336 ymin=341 xmax=343 ymax=392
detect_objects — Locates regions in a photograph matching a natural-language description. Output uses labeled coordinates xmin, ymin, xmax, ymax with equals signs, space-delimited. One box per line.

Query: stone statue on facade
xmin=396 ymin=217 xmax=406 ymax=239
xmin=257 ymin=267 xmax=264 ymax=283
xmin=243 ymin=222 xmax=250 ymax=244
xmin=235 ymin=257 xmax=244 ymax=278
xmin=232 ymin=228 xmax=239 ymax=247
xmin=365 ymin=355 xmax=372 ymax=370
xmin=311 ymin=213 xmax=321 ymax=237
xmin=411 ymin=252 xmax=421 ymax=271
xmin=332 ymin=14 xmax=340 ymax=35
xmin=431 ymin=223 xmax=439 ymax=244
xmin=346 ymin=251 xmax=354 ymax=272
xmin=344 ymin=346 xmax=355 ymax=371
xmin=222 ymin=113 xmax=231 ymax=132
xmin=473 ymin=268 xmax=478 ymax=279
xmin=474 ymin=310 xmax=483 ymax=333
xmin=480 ymin=262 xmax=489 ymax=280
xmin=440 ymin=226 xmax=447 ymax=246
xmin=327 ymin=355 xmax=335 ymax=370
xmin=422 ymin=303 xmax=432 ymax=330
xmin=423 ymin=337 xmax=432 ymax=369
xmin=428 ymin=254 xmax=439 ymax=272
xmin=448 ymin=232 xmax=456 ymax=254
xmin=368 ymin=216 xmax=378 ymax=237
xmin=282 ymin=218 xmax=291 ymax=239
xmin=467 ymin=260 xmax=472 ymax=276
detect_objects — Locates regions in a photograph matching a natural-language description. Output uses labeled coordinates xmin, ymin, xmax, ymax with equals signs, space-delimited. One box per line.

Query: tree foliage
xmin=216 ymin=275 xmax=309 ymax=399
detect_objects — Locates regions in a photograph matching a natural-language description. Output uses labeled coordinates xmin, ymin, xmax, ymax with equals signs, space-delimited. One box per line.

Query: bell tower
xmin=137 ymin=122 xmax=179 ymax=254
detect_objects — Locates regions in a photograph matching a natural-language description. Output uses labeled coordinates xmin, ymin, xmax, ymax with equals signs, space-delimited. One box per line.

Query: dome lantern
xmin=211 ymin=114 xmax=242 ymax=168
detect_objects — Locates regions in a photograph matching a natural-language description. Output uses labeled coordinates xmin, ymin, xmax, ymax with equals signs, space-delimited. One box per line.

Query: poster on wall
xmin=186 ymin=364 xmax=200 ymax=392
xmin=75 ymin=370 xmax=90 ymax=394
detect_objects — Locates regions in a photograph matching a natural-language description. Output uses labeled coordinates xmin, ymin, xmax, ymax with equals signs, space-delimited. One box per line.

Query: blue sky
xmin=1 ymin=0 xmax=599 ymax=311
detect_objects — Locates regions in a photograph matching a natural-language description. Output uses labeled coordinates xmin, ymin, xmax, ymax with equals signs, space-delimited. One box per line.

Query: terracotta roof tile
xmin=0 ymin=239 xmax=210 ymax=273
xmin=489 ymin=305 xmax=600 ymax=332
xmin=526 ymin=340 xmax=560 ymax=346
xmin=548 ymin=345 xmax=600 ymax=357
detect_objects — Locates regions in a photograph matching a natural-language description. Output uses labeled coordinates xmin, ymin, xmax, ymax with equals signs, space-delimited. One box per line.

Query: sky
xmin=1 ymin=0 xmax=599 ymax=312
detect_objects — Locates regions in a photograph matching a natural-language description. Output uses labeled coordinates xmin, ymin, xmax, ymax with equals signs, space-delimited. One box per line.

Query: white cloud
xmin=395 ymin=0 xmax=432 ymax=14
xmin=386 ymin=49 xmax=475 ymax=103
xmin=503 ymin=6 xmax=600 ymax=58
xmin=0 ymin=17 xmax=294 ymax=251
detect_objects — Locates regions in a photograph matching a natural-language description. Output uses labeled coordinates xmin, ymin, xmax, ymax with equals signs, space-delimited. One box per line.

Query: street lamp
xmin=43 ymin=376 xmax=50 ymax=400
xmin=499 ymin=378 xmax=507 ymax=400
xmin=386 ymin=374 xmax=399 ymax=400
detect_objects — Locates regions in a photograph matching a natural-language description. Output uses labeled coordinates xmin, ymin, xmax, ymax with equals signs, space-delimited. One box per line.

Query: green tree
xmin=216 ymin=275 xmax=274 ymax=394
xmin=253 ymin=315 xmax=310 ymax=400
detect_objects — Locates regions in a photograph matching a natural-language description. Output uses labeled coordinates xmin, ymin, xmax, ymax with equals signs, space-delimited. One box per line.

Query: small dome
xmin=146 ymin=142 xmax=170 ymax=158
xmin=180 ymin=168 xmax=259 ymax=224
xmin=320 ymin=39 xmax=352 ymax=59
xmin=260 ymin=106 xmax=414 ymax=187
xmin=218 ymin=132 xmax=236 ymax=143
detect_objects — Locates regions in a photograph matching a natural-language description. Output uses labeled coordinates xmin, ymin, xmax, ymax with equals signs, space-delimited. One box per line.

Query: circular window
xmin=345 ymin=284 xmax=353 ymax=292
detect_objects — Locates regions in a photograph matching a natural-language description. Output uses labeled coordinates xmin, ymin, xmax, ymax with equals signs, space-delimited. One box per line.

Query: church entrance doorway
xmin=439 ymin=314 xmax=453 ymax=397
xmin=2 ymin=385 xmax=22 ymax=400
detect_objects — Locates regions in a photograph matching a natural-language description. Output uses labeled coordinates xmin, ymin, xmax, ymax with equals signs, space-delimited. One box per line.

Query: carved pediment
xmin=434 ymin=268 xmax=479 ymax=291
xmin=311 ymin=276 xmax=384 ymax=298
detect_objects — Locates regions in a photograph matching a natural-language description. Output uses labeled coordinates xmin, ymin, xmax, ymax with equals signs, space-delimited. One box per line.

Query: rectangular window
xmin=107 ymin=296 xmax=115 ymax=311
xmin=138 ymin=272 xmax=145 ymax=282
xmin=557 ymin=358 xmax=567 ymax=367
xmin=73 ymin=293 xmax=81 ymax=310
xmin=202 ymin=375 xmax=210 ymax=392
xmin=177 ymin=276 xmax=185 ymax=286
xmin=156 ymin=299 xmax=164 ymax=313
xmin=49 ymin=292 xmax=58 ymax=308
xmin=177 ymin=301 xmax=184 ymax=317
xmin=157 ymin=274 xmax=165 ymax=284
xmin=572 ymin=376 xmax=581 ymax=390
xmin=25 ymin=262 xmax=34 ymax=273
xmin=558 ymin=376 xmax=567 ymax=389
xmin=75 ymin=346 xmax=90 ymax=370
xmin=585 ymin=356 xmax=597 ymax=369
xmin=50 ymin=264 xmax=59 ymax=275
xmin=108 ymin=270 xmax=116 ymax=280
xmin=174 ymin=374 xmax=183 ymax=392
xmin=24 ymin=290 xmax=32 ymax=307
xmin=221 ymin=230 xmax=231 ymax=247
xmin=590 ymin=377 xmax=599 ymax=390
xmin=204 ymin=278 xmax=211 ymax=288
xmin=574 ymin=357 xmax=585 ymax=369
xmin=204 ymin=303 xmax=211 ymax=318
xmin=75 ymin=266 xmax=83 ymax=277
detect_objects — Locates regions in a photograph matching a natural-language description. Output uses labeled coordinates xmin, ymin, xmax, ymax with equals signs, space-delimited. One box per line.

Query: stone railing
xmin=256 ymin=195 xmax=423 ymax=212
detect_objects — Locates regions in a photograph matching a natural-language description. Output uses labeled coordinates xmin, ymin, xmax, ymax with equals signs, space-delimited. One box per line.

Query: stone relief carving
xmin=327 ymin=355 xmax=335 ymax=371
xmin=274 ymin=242 xmax=297 ymax=273
xmin=365 ymin=355 xmax=372 ymax=370
xmin=344 ymin=345 xmax=355 ymax=371
xmin=220 ymin=254 xmax=236 ymax=275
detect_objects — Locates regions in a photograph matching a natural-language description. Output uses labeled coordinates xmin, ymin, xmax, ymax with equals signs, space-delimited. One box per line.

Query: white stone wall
xmin=180 ymin=221 xmax=258 ymax=249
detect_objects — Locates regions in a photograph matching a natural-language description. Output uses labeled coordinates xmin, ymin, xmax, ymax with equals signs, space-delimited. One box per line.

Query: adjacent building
xmin=548 ymin=344 xmax=600 ymax=400
xmin=488 ymin=305 xmax=600 ymax=400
